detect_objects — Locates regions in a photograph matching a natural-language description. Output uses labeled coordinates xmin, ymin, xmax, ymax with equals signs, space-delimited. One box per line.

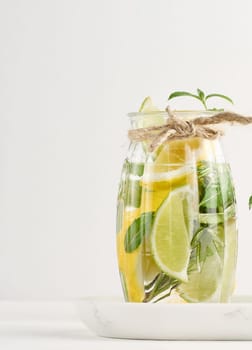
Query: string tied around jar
xmin=128 ymin=106 xmax=252 ymax=152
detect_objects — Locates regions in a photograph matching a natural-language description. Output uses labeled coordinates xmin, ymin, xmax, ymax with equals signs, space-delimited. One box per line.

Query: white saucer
xmin=76 ymin=295 xmax=252 ymax=340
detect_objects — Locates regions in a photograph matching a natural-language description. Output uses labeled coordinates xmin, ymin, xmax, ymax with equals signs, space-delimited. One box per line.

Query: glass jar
xmin=116 ymin=110 xmax=238 ymax=303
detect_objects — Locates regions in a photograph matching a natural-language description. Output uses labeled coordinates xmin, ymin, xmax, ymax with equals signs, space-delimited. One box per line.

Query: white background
xmin=0 ymin=0 xmax=252 ymax=299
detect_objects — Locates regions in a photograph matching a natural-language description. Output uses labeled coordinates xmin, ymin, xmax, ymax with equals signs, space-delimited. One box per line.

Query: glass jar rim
xmin=127 ymin=110 xmax=220 ymax=119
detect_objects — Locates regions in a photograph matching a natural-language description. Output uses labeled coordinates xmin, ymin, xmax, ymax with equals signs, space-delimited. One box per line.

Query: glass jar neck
xmin=128 ymin=110 xmax=217 ymax=129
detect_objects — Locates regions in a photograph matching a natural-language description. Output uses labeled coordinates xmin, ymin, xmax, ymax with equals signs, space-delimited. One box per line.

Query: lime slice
xmin=178 ymin=252 xmax=222 ymax=302
xmin=182 ymin=190 xmax=194 ymax=241
xmin=139 ymin=96 xmax=159 ymax=112
xmin=138 ymin=96 xmax=164 ymax=128
xmin=151 ymin=186 xmax=193 ymax=282
xmin=142 ymin=253 xmax=160 ymax=283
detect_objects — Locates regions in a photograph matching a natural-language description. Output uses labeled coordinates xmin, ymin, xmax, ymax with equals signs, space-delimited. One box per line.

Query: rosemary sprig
xmin=143 ymin=273 xmax=178 ymax=303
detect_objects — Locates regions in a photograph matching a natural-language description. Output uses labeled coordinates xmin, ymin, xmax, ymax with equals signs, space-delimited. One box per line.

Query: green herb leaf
xmin=197 ymin=161 xmax=235 ymax=214
xmin=190 ymin=224 xmax=224 ymax=271
xmin=197 ymin=88 xmax=205 ymax=100
xmin=205 ymin=94 xmax=234 ymax=105
xmin=168 ymin=89 xmax=233 ymax=110
xmin=218 ymin=164 xmax=236 ymax=209
xmin=168 ymin=91 xmax=200 ymax=101
xmin=197 ymin=161 xmax=222 ymax=213
xmin=197 ymin=88 xmax=207 ymax=109
xmin=199 ymin=183 xmax=220 ymax=212
xmin=192 ymin=161 xmax=235 ymax=273
xmin=143 ymin=272 xmax=179 ymax=303
xmin=124 ymin=212 xmax=154 ymax=253
xmin=249 ymin=195 xmax=252 ymax=210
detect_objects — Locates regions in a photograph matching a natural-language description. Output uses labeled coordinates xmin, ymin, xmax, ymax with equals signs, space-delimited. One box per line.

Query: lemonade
xmin=116 ymin=103 xmax=238 ymax=303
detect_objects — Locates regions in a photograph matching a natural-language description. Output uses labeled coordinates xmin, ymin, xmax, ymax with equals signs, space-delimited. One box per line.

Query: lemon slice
xmin=153 ymin=138 xmax=203 ymax=170
xmin=142 ymin=166 xmax=193 ymax=191
xmin=117 ymin=208 xmax=145 ymax=302
xmin=151 ymin=186 xmax=193 ymax=282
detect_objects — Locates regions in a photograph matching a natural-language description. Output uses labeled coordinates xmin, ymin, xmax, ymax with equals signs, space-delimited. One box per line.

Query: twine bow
xmin=128 ymin=107 xmax=252 ymax=152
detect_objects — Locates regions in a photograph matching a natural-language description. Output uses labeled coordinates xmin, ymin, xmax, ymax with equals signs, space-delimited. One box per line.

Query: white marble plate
xmin=76 ymin=295 xmax=252 ymax=340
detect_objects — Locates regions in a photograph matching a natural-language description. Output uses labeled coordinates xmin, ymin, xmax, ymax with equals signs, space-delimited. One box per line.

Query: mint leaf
xmin=197 ymin=88 xmax=205 ymax=100
xmin=197 ymin=161 xmax=235 ymax=214
xmin=218 ymin=163 xmax=235 ymax=209
xmin=197 ymin=161 xmax=222 ymax=213
xmin=249 ymin=196 xmax=252 ymax=210
xmin=124 ymin=212 xmax=154 ymax=253
xmin=196 ymin=88 xmax=207 ymax=109
xmin=168 ymin=91 xmax=200 ymax=101
xmin=199 ymin=183 xmax=220 ymax=212
xmin=205 ymin=93 xmax=234 ymax=105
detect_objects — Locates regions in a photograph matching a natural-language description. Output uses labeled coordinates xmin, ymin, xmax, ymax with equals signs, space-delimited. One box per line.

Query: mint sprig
xmin=168 ymin=88 xmax=233 ymax=110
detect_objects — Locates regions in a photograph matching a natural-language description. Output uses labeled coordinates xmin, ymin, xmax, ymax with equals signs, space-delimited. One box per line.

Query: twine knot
xmin=128 ymin=107 xmax=252 ymax=152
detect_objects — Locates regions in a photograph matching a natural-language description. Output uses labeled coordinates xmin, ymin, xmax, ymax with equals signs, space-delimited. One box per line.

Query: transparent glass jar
xmin=116 ymin=111 xmax=238 ymax=303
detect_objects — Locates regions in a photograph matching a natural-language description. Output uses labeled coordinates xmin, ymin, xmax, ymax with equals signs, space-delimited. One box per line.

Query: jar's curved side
xmin=217 ymin=154 xmax=238 ymax=302
xmin=207 ymin=140 xmax=238 ymax=302
xmin=116 ymin=141 xmax=147 ymax=302
xmin=116 ymin=138 xmax=200 ymax=302
xmin=177 ymin=139 xmax=238 ymax=303
xmin=116 ymin=137 xmax=238 ymax=303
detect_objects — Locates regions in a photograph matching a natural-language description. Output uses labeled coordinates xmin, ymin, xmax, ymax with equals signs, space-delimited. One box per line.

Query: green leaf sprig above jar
xmin=168 ymin=88 xmax=233 ymax=110
xmin=116 ymin=89 xmax=252 ymax=303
